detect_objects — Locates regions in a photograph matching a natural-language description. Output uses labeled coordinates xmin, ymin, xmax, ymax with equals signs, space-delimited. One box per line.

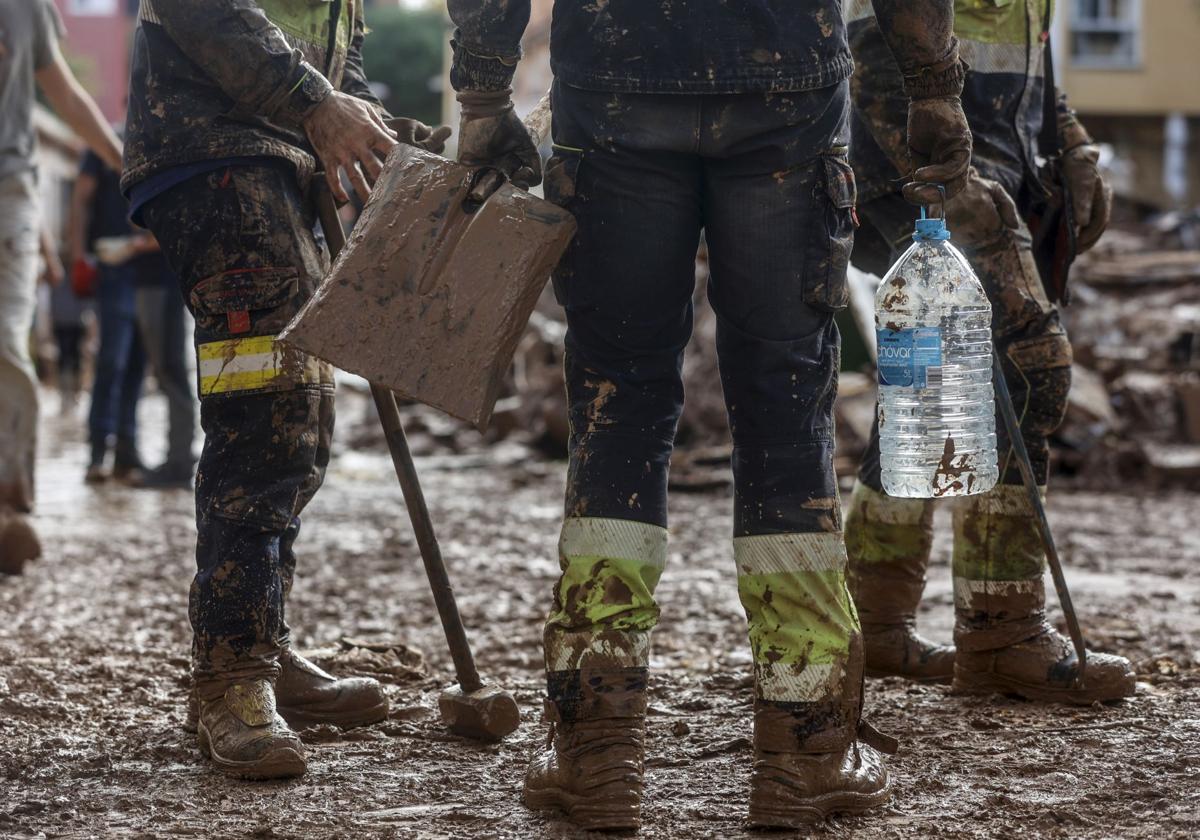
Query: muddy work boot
xmin=185 ymin=650 xmax=389 ymax=733
xmin=955 ymin=628 xmax=1135 ymax=705
xmin=197 ymin=679 xmax=306 ymax=779
xmin=524 ymin=680 xmax=647 ymax=831
xmin=952 ymin=485 xmax=1135 ymax=704
xmin=748 ymin=702 xmax=894 ymax=828
xmin=274 ymin=648 xmax=389 ymax=728
xmin=845 ymin=483 xmax=954 ymax=683
xmin=0 ymin=510 xmax=41 ymax=575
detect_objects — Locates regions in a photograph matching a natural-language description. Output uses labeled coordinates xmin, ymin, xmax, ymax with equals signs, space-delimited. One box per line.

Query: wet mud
xmin=1 ymin=390 xmax=1197 ymax=838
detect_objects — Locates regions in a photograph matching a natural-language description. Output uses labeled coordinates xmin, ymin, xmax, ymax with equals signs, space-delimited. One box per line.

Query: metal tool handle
xmin=992 ymin=349 xmax=1087 ymax=680
xmin=314 ymin=180 xmax=484 ymax=694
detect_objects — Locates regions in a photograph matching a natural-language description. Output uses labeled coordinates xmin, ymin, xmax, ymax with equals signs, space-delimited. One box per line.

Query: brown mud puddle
xmin=1 ymin=390 xmax=1197 ymax=838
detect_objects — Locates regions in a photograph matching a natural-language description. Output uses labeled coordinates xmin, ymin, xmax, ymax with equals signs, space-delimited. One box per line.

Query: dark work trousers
xmin=141 ymin=165 xmax=334 ymax=697
xmin=88 ymin=263 xmax=145 ymax=463
xmin=852 ymin=187 xmax=1073 ymax=491
xmin=542 ymin=81 xmax=866 ymax=721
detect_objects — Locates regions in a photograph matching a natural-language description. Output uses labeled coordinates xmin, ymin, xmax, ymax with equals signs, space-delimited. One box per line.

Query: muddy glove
xmin=900 ymin=48 xmax=972 ymax=206
xmin=945 ymin=168 xmax=1020 ymax=248
xmin=1059 ymin=113 xmax=1111 ymax=253
xmin=456 ymin=87 xmax=542 ymax=190
xmin=387 ymin=118 xmax=452 ymax=155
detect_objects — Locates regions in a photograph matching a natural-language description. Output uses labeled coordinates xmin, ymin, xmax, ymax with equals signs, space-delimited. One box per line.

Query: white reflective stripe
xmin=958 ymin=484 xmax=1047 ymax=517
xmin=559 ymin=517 xmax=668 ymax=571
xmin=546 ymin=630 xmax=651 ymax=672
xmin=960 ymin=38 xmax=1043 ymax=77
xmin=844 ymin=0 xmax=874 ymax=24
xmin=197 ymin=351 xmax=280 ymax=379
xmin=733 ymin=532 xmax=847 ymax=576
xmin=756 ymin=662 xmax=838 ymax=703
xmin=852 ymin=482 xmax=932 ymax=526
xmin=953 ymin=577 xmax=1042 ymax=609
xmin=139 ymin=0 xmax=160 ymax=25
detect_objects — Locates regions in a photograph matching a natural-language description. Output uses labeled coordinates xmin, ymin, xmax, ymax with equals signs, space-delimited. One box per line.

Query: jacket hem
xmin=551 ymin=54 xmax=854 ymax=95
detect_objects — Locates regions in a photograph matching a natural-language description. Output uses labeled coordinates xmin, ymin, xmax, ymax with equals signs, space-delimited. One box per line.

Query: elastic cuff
xmin=273 ymin=63 xmax=334 ymax=127
xmin=450 ymin=39 xmax=518 ymax=92
xmin=903 ymin=40 xmax=966 ymax=99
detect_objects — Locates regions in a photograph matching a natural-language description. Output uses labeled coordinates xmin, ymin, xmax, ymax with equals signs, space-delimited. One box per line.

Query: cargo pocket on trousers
xmin=189 ymin=267 xmax=300 ymax=337
xmin=804 ymin=154 xmax=857 ymax=313
xmin=544 ymin=146 xmax=582 ymax=307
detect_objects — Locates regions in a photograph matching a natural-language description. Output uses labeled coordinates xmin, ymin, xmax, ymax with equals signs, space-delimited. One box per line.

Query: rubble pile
xmin=1054 ymin=219 xmax=1200 ymax=488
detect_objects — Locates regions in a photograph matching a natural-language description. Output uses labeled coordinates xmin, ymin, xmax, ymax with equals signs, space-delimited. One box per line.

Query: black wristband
xmin=450 ymin=39 xmax=518 ymax=93
xmin=903 ymin=41 xmax=967 ymax=100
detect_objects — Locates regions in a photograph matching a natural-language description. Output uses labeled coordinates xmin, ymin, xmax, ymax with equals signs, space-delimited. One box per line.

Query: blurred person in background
xmin=49 ymin=235 xmax=88 ymax=414
xmin=68 ymin=147 xmax=154 ymax=485
xmin=0 ymin=0 xmax=122 ymax=575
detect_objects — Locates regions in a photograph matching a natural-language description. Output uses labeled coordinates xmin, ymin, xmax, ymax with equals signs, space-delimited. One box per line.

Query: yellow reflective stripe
xmin=953 ymin=576 xmax=1041 ymax=608
xmin=848 ymin=481 xmax=932 ymax=527
xmin=756 ymin=662 xmax=839 ymax=703
xmin=954 ymin=484 xmax=1046 ymax=517
xmin=197 ymin=336 xmax=323 ymax=396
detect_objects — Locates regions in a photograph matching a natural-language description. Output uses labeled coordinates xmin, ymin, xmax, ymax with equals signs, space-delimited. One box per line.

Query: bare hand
xmin=303 ymin=92 xmax=398 ymax=204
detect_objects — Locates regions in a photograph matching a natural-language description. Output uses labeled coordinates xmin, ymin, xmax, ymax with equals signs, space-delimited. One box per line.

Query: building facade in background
xmin=1054 ymin=0 xmax=1200 ymax=208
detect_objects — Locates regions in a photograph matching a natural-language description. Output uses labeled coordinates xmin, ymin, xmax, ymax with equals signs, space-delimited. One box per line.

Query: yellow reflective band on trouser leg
xmin=734 ymin=531 xmax=859 ymax=703
xmin=197 ymin=335 xmax=328 ymax=396
xmin=544 ymin=517 xmax=668 ymax=673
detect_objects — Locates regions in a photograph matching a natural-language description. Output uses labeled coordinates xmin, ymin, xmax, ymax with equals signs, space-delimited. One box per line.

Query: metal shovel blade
xmin=280 ymin=143 xmax=576 ymax=430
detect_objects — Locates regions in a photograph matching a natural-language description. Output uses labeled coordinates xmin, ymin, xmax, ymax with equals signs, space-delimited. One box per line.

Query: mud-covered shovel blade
xmin=280 ymin=143 xmax=575 ymax=430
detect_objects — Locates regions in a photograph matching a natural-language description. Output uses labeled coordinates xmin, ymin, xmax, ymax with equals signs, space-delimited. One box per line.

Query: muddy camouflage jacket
xmin=849 ymin=0 xmax=1053 ymax=202
xmin=448 ymin=0 xmax=857 ymax=94
xmin=121 ymin=0 xmax=382 ymax=193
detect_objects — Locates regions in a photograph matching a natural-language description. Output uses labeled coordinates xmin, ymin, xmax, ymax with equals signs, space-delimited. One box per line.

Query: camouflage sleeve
xmin=150 ymin=0 xmax=333 ymax=128
xmin=340 ymin=9 xmax=389 ymax=117
xmin=868 ymin=0 xmax=964 ymax=99
xmin=446 ymin=0 xmax=530 ymax=92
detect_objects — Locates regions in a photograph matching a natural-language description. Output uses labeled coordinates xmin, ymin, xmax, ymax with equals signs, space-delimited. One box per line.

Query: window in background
xmin=1070 ymin=0 xmax=1142 ymax=69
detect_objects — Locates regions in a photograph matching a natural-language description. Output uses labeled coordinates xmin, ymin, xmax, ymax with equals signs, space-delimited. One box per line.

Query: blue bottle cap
xmin=913 ymin=207 xmax=951 ymax=241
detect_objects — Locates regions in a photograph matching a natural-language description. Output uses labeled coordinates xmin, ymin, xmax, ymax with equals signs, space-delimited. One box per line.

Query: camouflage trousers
xmin=142 ymin=165 xmax=333 ymax=696
xmin=540 ymin=82 xmax=866 ymax=735
xmin=847 ymin=172 xmax=1073 ymax=651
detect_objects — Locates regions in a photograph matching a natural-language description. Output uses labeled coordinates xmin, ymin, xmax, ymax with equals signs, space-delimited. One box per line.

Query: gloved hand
xmin=945 ymin=168 xmax=1020 ymax=249
xmin=1061 ymin=142 xmax=1111 ymax=252
xmin=387 ymin=118 xmax=452 ymax=155
xmin=902 ymin=96 xmax=973 ymax=205
xmin=456 ymin=87 xmax=542 ymax=190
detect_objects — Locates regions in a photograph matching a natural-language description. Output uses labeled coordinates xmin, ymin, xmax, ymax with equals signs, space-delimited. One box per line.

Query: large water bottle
xmin=875 ymin=209 xmax=998 ymax=498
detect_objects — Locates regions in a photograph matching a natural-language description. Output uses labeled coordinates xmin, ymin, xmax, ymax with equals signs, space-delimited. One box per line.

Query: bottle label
xmin=876 ymin=327 xmax=943 ymax=389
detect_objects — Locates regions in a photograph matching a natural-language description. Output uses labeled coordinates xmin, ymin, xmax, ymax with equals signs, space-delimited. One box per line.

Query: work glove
xmin=387 ymin=118 xmax=452 ymax=156
xmin=456 ymin=87 xmax=542 ymax=190
xmin=900 ymin=48 xmax=972 ymax=206
xmin=944 ymin=168 xmax=1020 ymax=249
xmin=1061 ymin=142 xmax=1111 ymax=253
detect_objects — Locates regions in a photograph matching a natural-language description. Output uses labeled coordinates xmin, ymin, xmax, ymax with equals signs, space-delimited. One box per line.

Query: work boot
xmin=952 ymin=485 xmax=1135 ymax=704
xmin=748 ymin=702 xmax=894 ymax=828
xmin=196 ymin=679 xmax=306 ymax=779
xmin=0 ymin=510 xmax=41 ymax=575
xmin=275 ymin=648 xmax=389 ymax=728
xmin=845 ymin=482 xmax=954 ymax=683
xmin=185 ymin=650 xmax=389 ymax=733
xmin=523 ymin=677 xmax=647 ymax=831
xmin=955 ymin=627 xmax=1135 ymax=704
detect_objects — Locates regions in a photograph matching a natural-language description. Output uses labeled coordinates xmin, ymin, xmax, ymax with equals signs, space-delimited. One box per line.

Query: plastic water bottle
xmin=874 ymin=210 xmax=998 ymax=498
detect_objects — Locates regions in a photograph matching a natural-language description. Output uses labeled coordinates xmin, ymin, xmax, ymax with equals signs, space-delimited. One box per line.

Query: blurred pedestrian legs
xmin=86 ymin=262 xmax=145 ymax=483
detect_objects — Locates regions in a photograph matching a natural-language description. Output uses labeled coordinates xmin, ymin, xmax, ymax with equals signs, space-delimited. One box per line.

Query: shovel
xmin=280 ymin=92 xmax=574 ymax=430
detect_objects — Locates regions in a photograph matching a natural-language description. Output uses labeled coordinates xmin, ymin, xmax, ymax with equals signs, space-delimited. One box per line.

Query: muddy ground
xmin=1 ymin=388 xmax=1198 ymax=839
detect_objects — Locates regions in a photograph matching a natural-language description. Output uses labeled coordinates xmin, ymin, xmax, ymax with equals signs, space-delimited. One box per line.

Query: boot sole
xmin=748 ymin=779 xmax=894 ymax=828
xmin=952 ymin=666 xmax=1134 ymax=705
xmin=279 ymin=700 xmax=390 ymax=730
xmin=524 ymin=783 xmax=641 ymax=831
xmin=197 ymin=721 xmax=307 ymax=780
